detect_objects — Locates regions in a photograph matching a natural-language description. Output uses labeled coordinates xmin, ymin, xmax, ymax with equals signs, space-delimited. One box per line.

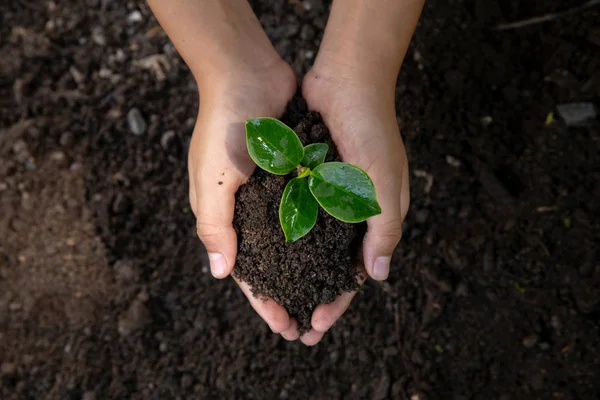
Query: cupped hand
xmin=188 ymin=60 xmax=297 ymax=334
xmin=300 ymin=67 xmax=411 ymax=343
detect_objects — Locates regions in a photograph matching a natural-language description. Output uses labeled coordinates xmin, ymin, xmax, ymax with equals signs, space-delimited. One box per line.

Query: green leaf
xmin=308 ymin=162 xmax=381 ymax=223
xmin=245 ymin=117 xmax=304 ymax=175
xmin=301 ymin=143 xmax=328 ymax=169
xmin=279 ymin=178 xmax=319 ymax=242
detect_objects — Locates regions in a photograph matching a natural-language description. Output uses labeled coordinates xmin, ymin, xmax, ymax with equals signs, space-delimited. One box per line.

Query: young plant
xmin=245 ymin=117 xmax=381 ymax=242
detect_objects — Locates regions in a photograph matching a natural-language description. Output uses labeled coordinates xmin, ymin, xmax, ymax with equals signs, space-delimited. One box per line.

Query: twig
xmin=494 ymin=0 xmax=600 ymax=31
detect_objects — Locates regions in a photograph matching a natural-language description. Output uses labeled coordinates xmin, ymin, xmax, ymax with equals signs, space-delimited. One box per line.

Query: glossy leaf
xmin=308 ymin=162 xmax=381 ymax=223
xmin=279 ymin=178 xmax=319 ymax=242
xmin=301 ymin=143 xmax=328 ymax=169
xmin=245 ymin=117 xmax=304 ymax=175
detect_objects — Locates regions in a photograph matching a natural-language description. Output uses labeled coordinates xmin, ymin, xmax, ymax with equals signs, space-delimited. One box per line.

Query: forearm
xmin=315 ymin=0 xmax=424 ymax=91
xmin=147 ymin=0 xmax=281 ymax=91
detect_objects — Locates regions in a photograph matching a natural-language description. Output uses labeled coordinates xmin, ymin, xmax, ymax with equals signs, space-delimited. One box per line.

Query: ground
xmin=1 ymin=0 xmax=599 ymax=399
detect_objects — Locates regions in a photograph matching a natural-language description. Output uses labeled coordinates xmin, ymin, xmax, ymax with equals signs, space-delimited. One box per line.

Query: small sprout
xmin=246 ymin=117 xmax=382 ymax=241
xmin=514 ymin=281 xmax=525 ymax=294
xmin=434 ymin=344 xmax=444 ymax=353
xmin=545 ymin=112 xmax=554 ymax=126
xmin=563 ymin=217 xmax=571 ymax=228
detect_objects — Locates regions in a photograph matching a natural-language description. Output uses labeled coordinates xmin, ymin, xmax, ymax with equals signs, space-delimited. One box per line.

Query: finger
xmin=280 ymin=319 xmax=300 ymax=341
xmin=311 ymin=269 xmax=367 ymax=332
xmin=234 ymin=277 xmax=291 ymax=334
xmin=300 ymin=329 xmax=325 ymax=346
xmin=363 ymin=156 xmax=410 ymax=281
xmin=311 ymin=291 xmax=357 ymax=333
xmin=189 ymin=152 xmax=246 ymax=280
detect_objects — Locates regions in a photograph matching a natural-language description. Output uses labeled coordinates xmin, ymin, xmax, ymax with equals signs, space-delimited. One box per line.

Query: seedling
xmin=245 ymin=117 xmax=381 ymax=242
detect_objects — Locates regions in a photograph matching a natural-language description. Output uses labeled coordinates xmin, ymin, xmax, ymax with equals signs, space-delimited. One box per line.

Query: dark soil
xmin=233 ymin=109 xmax=363 ymax=332
xmin=1 ymin=0 xmax=600 ymax=399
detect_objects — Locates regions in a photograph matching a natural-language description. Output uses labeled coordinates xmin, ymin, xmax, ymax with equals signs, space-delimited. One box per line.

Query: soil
xmin=233 ymin=109 xmax=363 ymax=333
xmin=1 ymin=0 xmax=600 ymax=399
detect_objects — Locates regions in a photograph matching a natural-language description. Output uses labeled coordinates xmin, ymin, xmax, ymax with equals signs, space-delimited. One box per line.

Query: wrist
xmin=308 ymin=53 xmax=398 ymax=105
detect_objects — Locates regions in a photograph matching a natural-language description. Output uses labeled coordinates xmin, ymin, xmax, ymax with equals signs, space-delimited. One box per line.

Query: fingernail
xmin=208 ymin=252 xmax=227 ymax=278
xmin=372 ymin=256 xmax=391 ymax=280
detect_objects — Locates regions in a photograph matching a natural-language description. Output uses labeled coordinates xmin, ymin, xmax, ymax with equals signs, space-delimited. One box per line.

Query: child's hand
xmin=188 ymin=60 xmax=297 ymax=334
xmin=300 ymin=66 xmax=411 ymax=343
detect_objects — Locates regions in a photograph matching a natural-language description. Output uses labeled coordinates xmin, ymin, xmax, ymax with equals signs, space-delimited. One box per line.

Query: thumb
xmin=190 ymin=170 xmax=242 ymax=279
xmin=363 ymin=163 xmax=410 ymax=281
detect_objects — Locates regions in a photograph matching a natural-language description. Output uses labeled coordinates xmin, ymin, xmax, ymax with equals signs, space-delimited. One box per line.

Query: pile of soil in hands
xmin=233 ymin=106 xmax=364 ymax=332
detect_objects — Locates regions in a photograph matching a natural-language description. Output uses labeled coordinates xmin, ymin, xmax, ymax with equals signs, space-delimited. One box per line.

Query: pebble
xmin=82 ymin=392 xmax=96 ymax=400
xmin=127 ymin=108 xmax=147 ymax=135
xmin=117 ymin=299 xmax=150 ymax=336
xmin=455 ymin=282 xmax=469 ymax=297
xmin=445 ymin=155 xmax=461 ymax=167
xmin=181 ymin=374 xmax=193 ymax=389
xmin=127 ymin=10 xmax=143 ymax=23
xmin=551 ymin=315 xmax=562 ymax=330
xmin=113 ymin=260 xmax=138 ymax=284
xmin=300 ymin=24 xmax=315 ymax=41
xmin=59 ymin=131 xmax=74 ymax=147
xmin=1 ymin=362 xmax=16 ymax=375
xmin=91 ymin=26 xmax=106 ymax=46
xmin=415 ymin=209 xmax=430 ymax=224
xmin=523 ymin=334 xmax=538 ymax=348
xmin=50 ymin=151 xmax=67 ymax=167
xmin=160 ymin=130 xmax=176 ymax=149
xmin=556 ymin=102 xmax=597 ymax=126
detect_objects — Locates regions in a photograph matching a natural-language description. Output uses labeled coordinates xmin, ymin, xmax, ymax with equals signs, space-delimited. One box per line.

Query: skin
xmin=148 ymin=0 xmax=423 ymax=345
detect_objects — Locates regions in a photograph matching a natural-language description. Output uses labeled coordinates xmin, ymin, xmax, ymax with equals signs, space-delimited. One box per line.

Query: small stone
xmin=159 ymin=342 xmax=167 ymax=352
xmin=305 ymin=50 xmax=315 ymax=59
xmin=9 ymin=302 xmax=21 ymax=311
xmin=411 ymin=349 xmax=424 ymax=365
xmin=539 ymin=342 xmax=550 ymax=350
xmin=82 ymin=392 xmax=96 ymax=400
xmin=283 ymin=24 xmax=300 ymax=38
xmin=480 ymin=116 xmax=493 ymax=126
xmin=551 ymin=315 xmax=562 ymax=330
xmin=91 ymin=26 xmax=106 ymax=46
xmin=160 ymin=130 xmax=176 ymax=149
xmin=181 ymin=374 xmax=193 ymax=389
xmin=127 ymin=108 xmax=147 ymax=135
xmin=415 ymin=209 xmax=429 ymax=224
xmin=455 ymin=282 xmax=469 ymax=297
xmin=556 ymin=103 xmax=597 ymax=126
xmin=59 ymin=131 xmax=75 ymax=147
xmin=531 ymin=373 xmax=544 ymax=390
xmin=12 ymin=139 xmax=29 ymax=159
xmin=300 ymin=25 xmax=315 ymax=41
xmin=523 ymin=334 xmax=538 ymax=348
xmin=50 ymin=151 xmax=67 ymax=166
xmin=127 ymin=10 xmax=143 ymax=23
xmin=118 ymin=299 xmax=150 ymax=336
xmin=445 ymin=155 xmax=461 ymax=167
xmin=114 ymin=260 xmax=138 ymax=284
xmin=1 ymin=362 xmax=16 ymax=375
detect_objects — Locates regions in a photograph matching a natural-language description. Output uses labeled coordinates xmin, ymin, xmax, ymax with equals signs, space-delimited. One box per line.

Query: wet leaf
xmin=279 ymin=178 xmax=318 ymax=242
xmin=301 ymin=143 xmax=328 ymax=169
xmin=308 ymin=162 xmax=381 ymax=223
xmin=245 ymin=117 xmax=303 ymax=175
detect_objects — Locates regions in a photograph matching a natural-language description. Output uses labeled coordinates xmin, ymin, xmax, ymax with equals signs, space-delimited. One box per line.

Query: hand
xmin=300 ymin=66 xmax=411 ymax=343
xmin=188 ymin=60 xmax=299 ymax=335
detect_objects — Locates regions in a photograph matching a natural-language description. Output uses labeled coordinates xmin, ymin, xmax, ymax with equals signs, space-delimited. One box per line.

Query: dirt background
xmin=1 ymin=0 xmax=599 ymax=399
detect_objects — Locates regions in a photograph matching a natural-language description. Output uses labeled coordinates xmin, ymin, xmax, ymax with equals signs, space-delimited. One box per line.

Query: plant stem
xmin=297 ymin=166 xmax=311 ymax=179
